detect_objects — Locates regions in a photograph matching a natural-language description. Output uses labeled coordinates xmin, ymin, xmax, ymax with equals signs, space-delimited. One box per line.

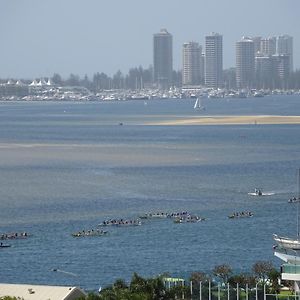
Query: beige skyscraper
xmin=205 ymin=33 xmax=223 ymax=88
xmin=182 ymin=42 xmax=202 ymax=86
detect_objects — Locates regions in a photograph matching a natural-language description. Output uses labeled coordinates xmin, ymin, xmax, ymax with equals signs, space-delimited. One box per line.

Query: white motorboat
xmin=248 ymin=188 xmax=274 ymax=196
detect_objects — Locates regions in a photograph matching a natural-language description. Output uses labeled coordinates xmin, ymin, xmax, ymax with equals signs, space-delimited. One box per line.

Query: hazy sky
xmin=0 ymin=0 xmax=299 ymax=79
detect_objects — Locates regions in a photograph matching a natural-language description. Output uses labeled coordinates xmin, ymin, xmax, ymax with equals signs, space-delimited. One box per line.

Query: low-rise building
xmin=0 ymin=283 xmax=86 ymax=300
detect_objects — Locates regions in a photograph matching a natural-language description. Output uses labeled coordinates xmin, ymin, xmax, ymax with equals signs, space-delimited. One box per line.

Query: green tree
xmin=190 ymin=271 xmax=209 ymax=285
xmin=51 ymin=73 xmax=63 ymax=85
xmin=267 ymin=268 xmax=281 ymax=293
xmin=252 ymin=261 xmax=274 ymax=287
xmin=213 ymin=264 xmax=232 ymax=285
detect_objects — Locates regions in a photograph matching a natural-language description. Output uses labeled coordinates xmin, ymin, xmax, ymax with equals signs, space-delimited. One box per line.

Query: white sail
xmin=193 ymin=98 xmax=199 ymax=109
xmin=194 ymin=98 xmax=205 ymax=110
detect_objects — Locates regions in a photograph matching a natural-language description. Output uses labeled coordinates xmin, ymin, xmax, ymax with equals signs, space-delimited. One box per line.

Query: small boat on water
xmin=288 ymin=196 xmax=300 ymax=203
xmin=99 ymin=219 xmax=142 ymax=227
xmin=72 ymin=229 xmax=108 ymax=238
xmin=140 ymin=211 xmax=190 ymax=220
xmin=0 ymin=232 xmax=29 ymax=240
xmin=248 ymin=188 xmax=274 ymax=196
xmin=0 ymin=243 xmax=11 ymax=248
xmin=139 ymin=212 xmax=168 ymax=219
xmin=174 ymin=215 xmax=205 ymax=223
xmin=193 ymin=97 xmax=205 ymax=111
xmin=228 ymin=211 xmax=253 ymax=219
xmin=168 ymin=211 xmax=189 ymax=219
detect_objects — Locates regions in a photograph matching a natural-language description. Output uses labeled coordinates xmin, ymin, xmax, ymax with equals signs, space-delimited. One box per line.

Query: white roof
xmin=29 ymin=80 xmax=38 ymax=86
xmin=0 ymin=283 xmax=86 ymax=300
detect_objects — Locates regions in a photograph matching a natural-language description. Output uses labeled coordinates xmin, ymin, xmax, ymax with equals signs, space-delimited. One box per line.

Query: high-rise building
xmin=260 ymin=37 xmax=276 ymax=56
xmin=153 ymin=29 xmax=173 ymax=89
xmin=236 ymin=37 xmax=255 ymax=89
xmin=277 ymin=35 xmax=293 ymax=72
xmin=251 ymin=36 xmax=262 ymax=54
xmin=182 ymin=42 xmax=202 ymax=86
xmin=272 ymin=54 xmax=290 ymax=80
xmin=255 ymin=54 xmax=273 ymax=89
xmin=205 ymin=33 xmax=223 ymax=88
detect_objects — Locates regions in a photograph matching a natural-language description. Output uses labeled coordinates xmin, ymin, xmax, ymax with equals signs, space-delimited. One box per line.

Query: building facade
xmin=277 ymin=34 xmax=293 ymax=72
xmin=236 ymin=37 xmax=255 ymax=89
xmin=182 ymin=42 xmax=202 ymax=86
xmin=153 ymin=29 xmax=173 ymax=89
xmin=260 ymin=37 xmax=277 ymax=56
xmin=205 ymin=33 xmax=223 ymax=88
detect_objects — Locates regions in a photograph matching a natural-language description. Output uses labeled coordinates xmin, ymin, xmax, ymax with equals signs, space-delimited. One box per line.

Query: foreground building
xmin=0 ymin=283 xmax=86 ymax=300
xmin=153 ymin=29 xmax=173 ymax=89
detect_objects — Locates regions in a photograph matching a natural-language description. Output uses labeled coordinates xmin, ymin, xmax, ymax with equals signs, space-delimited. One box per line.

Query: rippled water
xmin=0 ymin=96 xmax=300 ymax=290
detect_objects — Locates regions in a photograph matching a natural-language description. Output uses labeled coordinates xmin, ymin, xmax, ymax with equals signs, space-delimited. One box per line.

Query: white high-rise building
xmin=205 ymin=33 xmax=223 ymax=88
xmin=277 ymin=35 xmax=293 ymax=72
xmin=260 ymin=37 xmax=277 ymax=56
xmin=182 ymin=42 xmax=202 ymax=86
xmin=236 ymin=37 xmax=255 ymax=89
xmin=251 ymin=36 xmax=262 ymax=54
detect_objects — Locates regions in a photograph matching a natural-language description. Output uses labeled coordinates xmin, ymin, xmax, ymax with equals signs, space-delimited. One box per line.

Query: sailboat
xmin=194 ymin=97 xmax=205 ymax=111
xmin=273 ymin=169 xmax=300 ymax=250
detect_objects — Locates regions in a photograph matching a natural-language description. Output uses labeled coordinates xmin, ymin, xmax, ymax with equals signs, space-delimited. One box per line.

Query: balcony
xmin=282 ymin=264 xmax=300 ymax=281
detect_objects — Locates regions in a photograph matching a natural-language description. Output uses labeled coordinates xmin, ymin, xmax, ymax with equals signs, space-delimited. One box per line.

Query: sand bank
xmin=145 ymin=115 xmax=300 ymax=125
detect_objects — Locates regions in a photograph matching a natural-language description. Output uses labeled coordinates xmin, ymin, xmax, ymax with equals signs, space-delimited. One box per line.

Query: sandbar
xmin=145 ymin=115 xmax=300 ymax=125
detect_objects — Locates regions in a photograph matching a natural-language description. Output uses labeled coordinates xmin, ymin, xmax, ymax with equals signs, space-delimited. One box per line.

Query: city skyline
xmin=0 ymin=0 xmax=299 ymax=78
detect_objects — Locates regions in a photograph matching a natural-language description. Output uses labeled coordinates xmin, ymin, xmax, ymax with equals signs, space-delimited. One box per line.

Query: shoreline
xmin=145 ymin=115 xmax=300 ymax=125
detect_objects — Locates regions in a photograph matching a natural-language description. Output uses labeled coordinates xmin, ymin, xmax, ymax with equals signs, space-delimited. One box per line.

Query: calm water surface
xmin=0 ymin=96 xmax=300 ymax=290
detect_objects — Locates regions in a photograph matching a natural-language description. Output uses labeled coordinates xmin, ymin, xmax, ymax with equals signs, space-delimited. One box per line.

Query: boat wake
xmin=248 ymin=192 xmax=275 ymax=196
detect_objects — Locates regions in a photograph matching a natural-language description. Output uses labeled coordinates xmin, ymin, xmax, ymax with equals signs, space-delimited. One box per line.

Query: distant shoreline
xmin=145 ymin=115 xmax=300 ymax=125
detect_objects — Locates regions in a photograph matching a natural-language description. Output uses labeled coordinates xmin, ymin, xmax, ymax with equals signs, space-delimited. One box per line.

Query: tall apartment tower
xmin=251 ymin=36 xmax=262 ymax=54
xmin=236 ymin=37 xmax=255 ymax=89
xmin=153 ymin=29 xmax=173 ymax=89
xmin=277 ymin=35 xmax=293 ymax=72
xmin=260 ymin=37 xmax=276 ymax=56
xmin=182 ymin=42 xmax=202 ymax=86
xmin=205 ymin=33 xmax=223 ymax=88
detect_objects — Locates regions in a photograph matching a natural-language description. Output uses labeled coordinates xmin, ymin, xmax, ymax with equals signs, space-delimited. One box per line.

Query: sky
xmin=0 ymin=0 xmax=299 ymax=79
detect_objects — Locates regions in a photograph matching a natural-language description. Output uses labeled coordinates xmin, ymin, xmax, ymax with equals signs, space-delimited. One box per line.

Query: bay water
xmin=0 ymin=96 xmax=300 ymax=291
